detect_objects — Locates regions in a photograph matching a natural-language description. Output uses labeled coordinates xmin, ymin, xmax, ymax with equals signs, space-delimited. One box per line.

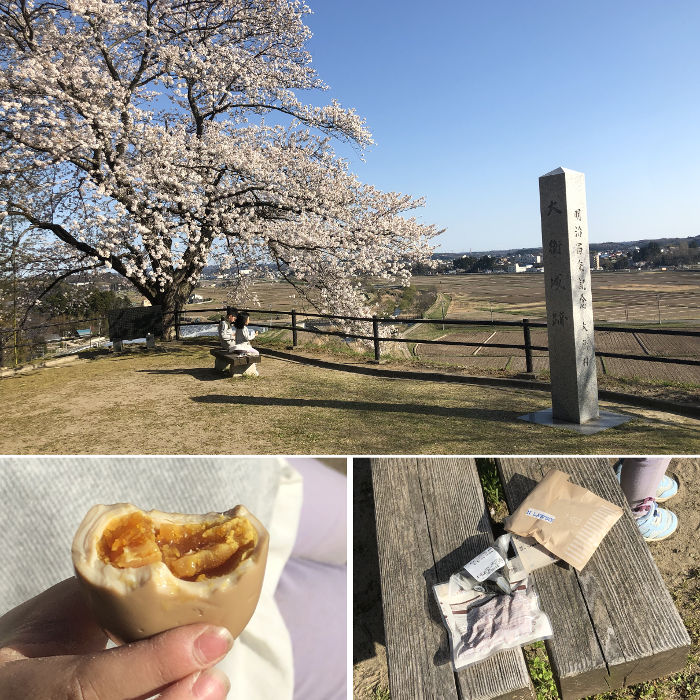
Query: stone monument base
xmin=518 ymin=408 xmax=633 ymax=435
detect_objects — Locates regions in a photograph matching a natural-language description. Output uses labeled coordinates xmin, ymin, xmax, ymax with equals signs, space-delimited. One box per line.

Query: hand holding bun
xmin=0 ymin=579 xmax=232 ymax=699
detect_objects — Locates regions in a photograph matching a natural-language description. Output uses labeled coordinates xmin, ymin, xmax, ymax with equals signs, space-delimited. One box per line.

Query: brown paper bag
xmin=503 ymin=469 xmax=623 ymax=571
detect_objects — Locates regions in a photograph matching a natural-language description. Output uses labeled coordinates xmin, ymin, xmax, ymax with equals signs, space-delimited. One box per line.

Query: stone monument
xmin=540 ymin=167 xmax=599 ymax=423
xmin=520 ymin=167 xmax=631 ymax=433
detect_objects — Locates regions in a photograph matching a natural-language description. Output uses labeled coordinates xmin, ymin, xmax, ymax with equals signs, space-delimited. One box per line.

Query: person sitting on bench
xmin=218 ymin=307 xmax=238 ymax=351
xmin=232 ymin=312 xmax=259 ymax=356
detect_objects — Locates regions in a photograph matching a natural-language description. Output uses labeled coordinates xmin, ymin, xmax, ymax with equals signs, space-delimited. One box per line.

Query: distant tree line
xmin=412 ymin=239 xmax=699 ymax=275
xmin=40 ymin=284 xmax=131 ymax=320
xmin=603 ymin=241 xmax=699 ymax=270
xmin=452 ymin=255 xmax=504 ymax=273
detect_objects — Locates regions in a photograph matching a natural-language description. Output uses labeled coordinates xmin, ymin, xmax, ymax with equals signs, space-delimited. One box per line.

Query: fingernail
xmin=192 ymin=668 xmax=231 ymax=699
xmin=193 ymin=626 xmax=234 ymax=665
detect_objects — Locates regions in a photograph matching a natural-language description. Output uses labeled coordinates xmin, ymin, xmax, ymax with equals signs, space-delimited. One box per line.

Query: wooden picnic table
xmin=497 ymin=457 xmax=690 ymax=697
xmin=372 ymin=457 xmax=533 ymax=700
xmin=371 ymin=457 xmax=690 ymax=700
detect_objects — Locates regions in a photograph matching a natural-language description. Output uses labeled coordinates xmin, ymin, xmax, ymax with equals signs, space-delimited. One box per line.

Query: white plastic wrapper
xmin=433 ymin=536 xmax=553 ymax=670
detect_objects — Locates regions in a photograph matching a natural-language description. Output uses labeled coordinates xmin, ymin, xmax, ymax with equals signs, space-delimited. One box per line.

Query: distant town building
xmin=590 ymin=252 xmax=601 ymax=270
xmin=506 ymin=263 xmax=531 ymax=273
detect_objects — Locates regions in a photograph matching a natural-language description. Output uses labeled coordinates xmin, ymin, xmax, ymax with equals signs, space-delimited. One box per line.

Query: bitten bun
xmin=72 ymin=503 xmax=269 ymax=643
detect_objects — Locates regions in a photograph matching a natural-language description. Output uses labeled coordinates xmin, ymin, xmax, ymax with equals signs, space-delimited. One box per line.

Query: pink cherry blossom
xmin=0 ymin=0 xmax=438 ymax=333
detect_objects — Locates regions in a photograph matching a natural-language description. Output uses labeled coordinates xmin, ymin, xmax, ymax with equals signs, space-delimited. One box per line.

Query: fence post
xmin=291 ymin=309 xmax=298 ymax=347
xmin=523 ymin=318 xmax=533 ymax=374
xmin=175 ymin=306 xmax=181 ymax=341
xmin=373 ymin=315 xmax=381 ymax=362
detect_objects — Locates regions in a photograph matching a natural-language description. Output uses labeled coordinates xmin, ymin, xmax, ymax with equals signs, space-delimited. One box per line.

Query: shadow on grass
xmin=76 ymin=346 xmax=193 ymax=361
xmin=75 ymin=349 xmax=112 ymax=360
xmin=191 ymin=394 xmax=523 ymax=421
xmin=137 ymin=368 xmax=224 ymax=382
xmin=189 ymin=396 xmax=699 ymax=449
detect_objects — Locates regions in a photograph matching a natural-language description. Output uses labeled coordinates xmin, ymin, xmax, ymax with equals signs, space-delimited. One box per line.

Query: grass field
xmin=1 ymin=340 xmax=697 ymax=455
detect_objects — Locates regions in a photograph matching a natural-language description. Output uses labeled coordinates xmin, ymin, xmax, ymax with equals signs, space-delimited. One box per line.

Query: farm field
xmin=387 ymin=270 xmax=698 ymax=387
xmin=410 ymin=326 xmax=700 ymax=385
xmin=171 ymin=269 xmax=699 ymax=324
xmin=132 ymin=269 xmax=699 ymax=389
xmin=407 ymin=269 xmax=700 ymax=324
xmin=186 ymin=269 xmax=700 ymax=325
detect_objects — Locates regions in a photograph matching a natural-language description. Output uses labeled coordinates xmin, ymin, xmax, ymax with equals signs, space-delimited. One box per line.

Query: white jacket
xmin=219 ymin=319 xmax=236 ymax=348
xmin=236 ymin=326 xmax=256 ymax=344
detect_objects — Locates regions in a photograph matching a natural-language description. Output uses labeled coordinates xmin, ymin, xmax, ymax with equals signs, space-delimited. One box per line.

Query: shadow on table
xmin=353 ymin=458 xmax=387 ymax=664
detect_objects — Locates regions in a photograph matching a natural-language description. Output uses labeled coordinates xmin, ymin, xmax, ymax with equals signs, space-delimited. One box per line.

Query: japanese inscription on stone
xmin=539 ymin=167 xmax=599 ymax=423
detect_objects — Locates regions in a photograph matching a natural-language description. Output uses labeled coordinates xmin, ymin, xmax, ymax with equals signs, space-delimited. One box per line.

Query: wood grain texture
xmin=372 ymin=457 xmax=533 ymax=700
xmin=497 ymin=458 xmax=691 ymax=699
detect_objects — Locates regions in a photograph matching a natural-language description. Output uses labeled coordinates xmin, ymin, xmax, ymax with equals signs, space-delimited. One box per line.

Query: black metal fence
xmin=2 ymin=306 xmax=698 ymax=371
xmin=0 ymin=316 xmax=107 ymax=366
xmin=174 ymin=307 xmax=700 ymax=370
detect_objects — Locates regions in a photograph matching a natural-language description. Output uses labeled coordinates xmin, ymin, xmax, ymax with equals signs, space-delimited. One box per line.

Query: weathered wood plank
xmin=497 ymin=458 xmax=608 ymax=698
xmin=372 ymin=457 xmax=533 ymax=700
xmin=497 ymin=457 xmax=691 ymax=699
xmin=416 ymin=458 xmax=534 ymax=700
xmin=372 ymin=457 xmax=460 ymax=700
xmin=544 ymin=457 xmax=690 ymax=690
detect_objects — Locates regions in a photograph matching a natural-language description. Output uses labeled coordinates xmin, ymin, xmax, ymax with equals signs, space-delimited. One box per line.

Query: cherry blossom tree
xmin=0 ymin=0 xmax=437 ymax=336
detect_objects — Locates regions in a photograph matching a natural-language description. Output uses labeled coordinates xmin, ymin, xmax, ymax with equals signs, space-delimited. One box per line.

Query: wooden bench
xmin=371 ymin=457 xmax=534 ymax=700
xmin=371 ymin=457 xmax=690 ymax=700
xmin=496 ymin=457 xmax=690 ymax=699
xmin=210 ymin=348 xmax=261 ymax=377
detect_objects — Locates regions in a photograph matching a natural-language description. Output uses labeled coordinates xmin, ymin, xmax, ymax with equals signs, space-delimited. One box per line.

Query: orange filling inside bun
xmin=98 ymin=511 xmax=258 ymax=581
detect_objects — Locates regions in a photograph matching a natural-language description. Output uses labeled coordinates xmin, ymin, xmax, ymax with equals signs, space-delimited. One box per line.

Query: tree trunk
xmin=153 ymin=281 xmax=195 ymax=341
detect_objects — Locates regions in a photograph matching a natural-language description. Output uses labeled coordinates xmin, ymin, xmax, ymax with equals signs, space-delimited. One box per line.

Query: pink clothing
xmin=275 ymin=459 xmax=347 ymax=700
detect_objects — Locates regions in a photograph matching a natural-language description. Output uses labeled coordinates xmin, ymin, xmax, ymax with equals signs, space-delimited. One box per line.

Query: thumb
xmin=0 ymin=624 xmax=233 ymax=700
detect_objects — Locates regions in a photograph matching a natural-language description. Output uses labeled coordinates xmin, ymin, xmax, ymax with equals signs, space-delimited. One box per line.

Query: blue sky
xmin=303 ymin=1 xmax=700 ymax=252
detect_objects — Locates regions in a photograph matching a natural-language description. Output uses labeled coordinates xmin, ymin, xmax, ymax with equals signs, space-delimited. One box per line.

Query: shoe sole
xmin=656 ymin=494 xmax=676 ymax=503
xmin=644 ymin=528 xmax=677 ymax=542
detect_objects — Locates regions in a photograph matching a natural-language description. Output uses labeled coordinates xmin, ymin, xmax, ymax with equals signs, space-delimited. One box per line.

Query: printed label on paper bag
xmin=511 ymin=535 xmax=559 ymax=572
xmin=464 ymin=547 xmax=506 ymax=582
xmin=525 ymin=508 xmax=555 ymax=524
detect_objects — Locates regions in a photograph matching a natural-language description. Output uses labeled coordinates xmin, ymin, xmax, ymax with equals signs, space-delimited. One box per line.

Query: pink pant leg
xmin=275 ymin=459 xmax=347 ymax=700
xmin=619 ymin=457 xmax=672 ymax=509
